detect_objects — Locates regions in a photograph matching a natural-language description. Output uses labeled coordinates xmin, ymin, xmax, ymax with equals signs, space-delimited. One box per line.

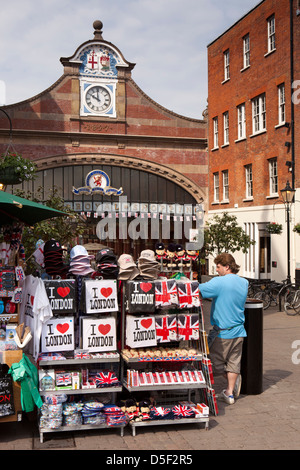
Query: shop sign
xmin=81 ymin=317 xmax=116 ymax=352
xmin=41 ymin=317 xmax=74 ymax=352
xmin=126 ymin=315 xmax=157 ymax=348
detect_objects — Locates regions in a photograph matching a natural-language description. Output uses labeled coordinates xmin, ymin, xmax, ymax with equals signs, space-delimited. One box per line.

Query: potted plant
xmin=293 ymin=223 xmax=300 ymax=234
xmin=266 ymin=222 xmax=283 ymax=234
xmin=0 ymin=150 xmax=37 ymax=185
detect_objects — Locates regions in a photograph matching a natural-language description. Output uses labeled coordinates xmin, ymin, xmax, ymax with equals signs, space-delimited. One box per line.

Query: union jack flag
xmin=172 ymin=405 xmax=195 ymax=418
xmin=177 ymin=314 xmax=199 ymax=340
xmin=177 ymin=281 xmax=200 ymax=309
xmin=155 ymin=279 xmax=178 ymax=307
xmin=94 ymin=370 xmax=120 ymax=387
xmin=155 ymin=314 xmax=177 ymax=342
xmin=56 ymin=373 xmax=72 ymax=386
xmin=149 ymin=406 xmax=173 ymax=420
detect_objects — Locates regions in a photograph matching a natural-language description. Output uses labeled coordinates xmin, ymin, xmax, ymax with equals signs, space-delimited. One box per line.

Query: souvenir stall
xmin=0 ymin=191 xmax=67 ymax=424
xmin=1 ymin=226 xmax=218 ymax=442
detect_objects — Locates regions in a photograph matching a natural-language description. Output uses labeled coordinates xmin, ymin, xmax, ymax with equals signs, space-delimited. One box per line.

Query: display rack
xmin=38 ymin=354 xmax=124 ymax=443
xmin=120 ymin=274 xmax=213 ymax=436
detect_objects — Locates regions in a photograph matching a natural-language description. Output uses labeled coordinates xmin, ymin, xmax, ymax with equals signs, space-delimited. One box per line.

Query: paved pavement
xmin=1 ymin=300 xmax=300 ymax=451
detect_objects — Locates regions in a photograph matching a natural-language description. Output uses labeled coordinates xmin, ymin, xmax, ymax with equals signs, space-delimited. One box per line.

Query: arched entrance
xmin=15 ymin=155 xmax=205 ymax=257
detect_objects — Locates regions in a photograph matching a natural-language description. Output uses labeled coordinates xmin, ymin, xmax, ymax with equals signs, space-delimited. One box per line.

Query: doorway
xmin=259 ymin=233 xmax=270 ymax=279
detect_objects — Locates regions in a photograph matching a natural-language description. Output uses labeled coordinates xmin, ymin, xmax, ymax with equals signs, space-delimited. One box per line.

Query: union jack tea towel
xmin=44 ymin=279 xmax=76 ymax=314
xmin=125 ymin=280 xmax=155 ymax=313
xmin=172 ymin=404 xmax=195 ymax=418
xmin=177 ymin=313 xmax=200 ymax=340
xmin=83 ymin=279 xmax=118 ymax=314
xmin=154 ymin=279 xmax=178 ymax=307
xmin=176 ymin=280 xmax=200 ymax=309
xmin=155 ymin=314 xmax=178 ymax=343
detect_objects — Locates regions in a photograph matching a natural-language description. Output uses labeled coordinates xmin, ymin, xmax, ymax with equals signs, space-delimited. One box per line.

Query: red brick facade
xmin=0 ymin=22 xmax=207 ymax=205
xmin=207 ymin=0 xmax=299 ymax=280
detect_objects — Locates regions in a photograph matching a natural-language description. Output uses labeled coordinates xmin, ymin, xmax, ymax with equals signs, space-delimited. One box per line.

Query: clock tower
xmin=60 ymin=20 xmax=135 ymax=119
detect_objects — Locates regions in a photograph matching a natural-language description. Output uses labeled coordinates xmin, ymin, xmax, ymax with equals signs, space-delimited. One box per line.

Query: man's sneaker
xmin=220 ymin=389 xmax=235 ymax=405
xmin=233 ymin=374 xmax=242 ymax=398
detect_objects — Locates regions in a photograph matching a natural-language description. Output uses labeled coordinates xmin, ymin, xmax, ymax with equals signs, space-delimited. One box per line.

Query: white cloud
xmin=0 ymin=0 xmax=259 ymax=118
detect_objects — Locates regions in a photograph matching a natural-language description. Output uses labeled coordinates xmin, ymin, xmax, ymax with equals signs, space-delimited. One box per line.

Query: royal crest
xmin=72 ymin=170 xmax=123 ymax=196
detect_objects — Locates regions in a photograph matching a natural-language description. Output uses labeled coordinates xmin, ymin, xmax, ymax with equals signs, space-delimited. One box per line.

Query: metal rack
xmin=120 ymin=277 xmax=212 ymax=435
xmin=38 ymin=354 xmax=124 ymax=443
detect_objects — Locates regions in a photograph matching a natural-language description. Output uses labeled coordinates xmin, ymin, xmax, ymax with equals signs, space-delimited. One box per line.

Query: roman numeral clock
xmin=81 ymin=82 xmax=116 ymax=117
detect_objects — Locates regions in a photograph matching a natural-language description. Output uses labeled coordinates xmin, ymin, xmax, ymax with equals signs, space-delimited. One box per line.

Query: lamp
xmin=280 ymin=180 xmax=295 ymax=282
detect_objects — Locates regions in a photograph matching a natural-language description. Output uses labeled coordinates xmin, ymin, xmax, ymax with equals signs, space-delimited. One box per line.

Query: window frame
xmin=223 ymin=49 xmax=230 ymax=81
xmin=243 ymin=34 xmax=250 ymax=68
xmin=222 ymin=170 xmax=229 ymax=201
xmin=252 ymin=94 xmax=266 ymax=134
xmin=269 ymin=158 xmax=278 ymax=196
xmin=245 ymin=164 xmax=253 ymax=199
xmin=213 ymin=117 xmax=219 ymax=148
xmin=267 ymin=15 xmax=276 ymax=53
xmin=237 ymin=103 xmax=246 ymax=139
xmin=223 ymin=111 xmax=229 ymax=145
xmin=278 ymin=83 xmax=285 ymax=125
xmin=213 ymin=172 xmax=220 ymax=202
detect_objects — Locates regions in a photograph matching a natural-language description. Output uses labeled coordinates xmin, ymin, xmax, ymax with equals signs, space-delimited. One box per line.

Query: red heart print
xmin=57 ymin=287 xmax=70 ymax=298
xmin=56 ymin=323 xmax=69 ymax=334
xmin=101 ymin=287 xmax=113 ymax=298
xmin=140 ymin=282 xmax=152 ymax=293
xmin=98 ymin=324 xmax=111 ymax=335
xmin=141 ymin=319 xmax=152 ymax=329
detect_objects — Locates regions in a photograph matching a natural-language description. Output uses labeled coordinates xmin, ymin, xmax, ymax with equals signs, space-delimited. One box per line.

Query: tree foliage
xmin=15 ymin=186 xmax=86 ymax=272
xmin=204 ymin=212 xmax=255 ymax=255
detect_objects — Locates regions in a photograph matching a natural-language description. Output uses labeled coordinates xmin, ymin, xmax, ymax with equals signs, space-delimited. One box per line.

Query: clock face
xmin=85 ymin=85 xmax=112 ymax=113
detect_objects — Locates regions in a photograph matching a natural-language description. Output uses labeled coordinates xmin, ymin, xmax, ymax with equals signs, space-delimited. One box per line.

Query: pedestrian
xmin=199 ymin=253 xmax=248 ymax=404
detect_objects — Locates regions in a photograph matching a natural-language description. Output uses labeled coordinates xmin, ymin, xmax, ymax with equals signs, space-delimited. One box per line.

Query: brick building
xmin=0 ymin=21 xmax=207 ymax=257
xmin=207 ymin=0 xmax=299 ymax=282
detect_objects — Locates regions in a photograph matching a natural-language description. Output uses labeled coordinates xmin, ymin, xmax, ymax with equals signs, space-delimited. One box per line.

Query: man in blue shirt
xmin=199 ymin=253 xmax=248 ymax=404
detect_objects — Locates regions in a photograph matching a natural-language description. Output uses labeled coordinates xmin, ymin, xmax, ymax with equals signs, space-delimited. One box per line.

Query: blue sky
xmin=0 ymin=0 xmax=260 ymax=118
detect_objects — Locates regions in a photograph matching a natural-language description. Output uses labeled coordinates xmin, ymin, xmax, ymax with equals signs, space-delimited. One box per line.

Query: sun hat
xmin=139 ymin=249 xmax=157 ymax=262
xmin=118 ymin=254 xmax=136 ymax=270
xmin=70 ymin=245 xmax=94 ymax=260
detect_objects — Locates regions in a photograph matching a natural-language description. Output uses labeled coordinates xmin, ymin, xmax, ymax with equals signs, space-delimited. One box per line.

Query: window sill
xmin=240 ymin=65 xmax=250 ymax=73
xmin=211 ymin=147 xmax=219 ymax=152
xmin=220 ymin=200 xmax=229 ymax=204
xmin=243 ymin=197 xmax=253 ymax=202
xmin=264 ymin=48 xmax=276 ymax=58
xmin=234 ymin=137 xmax=247 ymax=143
xmin=221 ymin=143 xmax=229 ymax=148
xmin=221 ymin=78 xmax=230 ymax=85
xmin=266 ymin=194 xmax=279 ymax=199
xmin=211 ymin=201 xmax=220 ymax=205
xmin=250 ymin=130 xmax=267 ymax=138
xmin=275 ymin=122 xmax=287 ymax=129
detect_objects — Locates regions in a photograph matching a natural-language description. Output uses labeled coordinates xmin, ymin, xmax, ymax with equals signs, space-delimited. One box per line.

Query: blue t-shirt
xmin=199 ymin=274 xmax=248 ymax=339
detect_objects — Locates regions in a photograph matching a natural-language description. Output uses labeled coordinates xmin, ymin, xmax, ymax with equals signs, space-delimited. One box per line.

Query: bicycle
xmin=253 ymin=279 xmax=292 ymax=310
xmin=284 ymin=284 xmax=300 ymax=316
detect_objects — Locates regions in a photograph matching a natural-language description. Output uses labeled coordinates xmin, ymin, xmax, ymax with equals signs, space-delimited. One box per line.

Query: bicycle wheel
xmin=254 ymin=291 xmax=271 ymax=310
xmin=284 ymin=286 xmax=300 ymax=315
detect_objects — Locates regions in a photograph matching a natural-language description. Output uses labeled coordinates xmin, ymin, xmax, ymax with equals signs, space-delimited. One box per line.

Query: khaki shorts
xmin=209 ymin=337 xmax=244 ymax=375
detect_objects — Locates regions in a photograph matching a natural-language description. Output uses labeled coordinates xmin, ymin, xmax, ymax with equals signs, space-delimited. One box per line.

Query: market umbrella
xmin=0 ymin=190 xmax=69 ymax=226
